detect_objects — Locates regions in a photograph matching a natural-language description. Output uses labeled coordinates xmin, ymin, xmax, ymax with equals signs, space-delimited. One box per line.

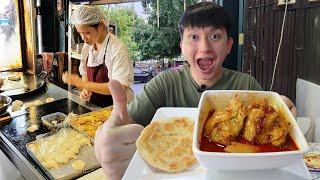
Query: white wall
xmin=296 ymin=78 xmax=320 ymax=142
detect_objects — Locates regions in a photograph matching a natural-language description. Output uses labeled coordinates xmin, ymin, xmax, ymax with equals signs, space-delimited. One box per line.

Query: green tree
xmin=102 ymin=0 xmax=197 ymax=61
xmin=133 ymin=0 xmax=197 ymax=60
xmin=103 ymin=7 xmax=140 ymax=60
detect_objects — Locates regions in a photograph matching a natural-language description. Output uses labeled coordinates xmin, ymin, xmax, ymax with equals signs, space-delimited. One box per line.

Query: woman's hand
xmin=80 ymin=89 xmax=92 ymax=101
xmin=62 ymin=72 xmax=82 ymax=86
xmin=280 ymin=95 xmax=297 ymax=117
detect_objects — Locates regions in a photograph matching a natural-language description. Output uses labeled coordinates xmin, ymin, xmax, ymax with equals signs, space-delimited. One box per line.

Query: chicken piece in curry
xmin=243 ymin=103 xmax=290 ymax=146
xmin=204 ymin=99 xmax=246 ymax=146
xmin=204 ymin=98 xmax=290 ymax=151
xmin=225 ymin=142 xmax=259 ymax=153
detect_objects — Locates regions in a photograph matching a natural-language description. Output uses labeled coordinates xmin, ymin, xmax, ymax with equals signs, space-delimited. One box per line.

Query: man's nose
xmin=198 ymin=38 xmax=212 ymax=52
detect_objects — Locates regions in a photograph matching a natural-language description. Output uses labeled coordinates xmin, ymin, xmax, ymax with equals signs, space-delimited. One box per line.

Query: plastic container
xmin=41 ymin=112 xmax=67 ymax=130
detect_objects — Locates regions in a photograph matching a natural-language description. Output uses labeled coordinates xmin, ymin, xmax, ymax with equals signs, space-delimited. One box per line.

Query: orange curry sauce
xmin=199 ymin=110 xmax=299 ymax=153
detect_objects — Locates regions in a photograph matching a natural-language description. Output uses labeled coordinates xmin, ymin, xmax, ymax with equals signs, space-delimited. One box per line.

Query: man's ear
xmin=179 ymin=40 xmax=183 ymax=53
xmin=227 ymin=37 xmax=234 ymax=54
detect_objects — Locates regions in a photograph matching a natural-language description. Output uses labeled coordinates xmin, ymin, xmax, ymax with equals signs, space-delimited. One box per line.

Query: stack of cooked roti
xmin=136 ymin=117 xmax=197 ymax=172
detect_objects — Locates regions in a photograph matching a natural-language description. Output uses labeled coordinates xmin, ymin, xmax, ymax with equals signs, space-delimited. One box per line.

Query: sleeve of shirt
xmin=250 ymin=76 xmax=264 ymax=91
xmin=109 ymin=44 xmax=133 ymax=87
xmin=79 ymin=60 xmax=87 ymax=76
xmin=79 ymin=44 xmax=89 ymax=77
xmin=128 ymin=74 xmax=167 ymax=127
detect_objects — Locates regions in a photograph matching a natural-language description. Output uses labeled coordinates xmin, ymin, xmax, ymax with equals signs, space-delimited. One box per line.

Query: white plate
xmin=123 ymin=107 xmax=312 ymax=180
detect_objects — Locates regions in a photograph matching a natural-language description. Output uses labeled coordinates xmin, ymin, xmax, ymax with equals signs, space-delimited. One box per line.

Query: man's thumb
xmin=109 ymin=80 xmax=130 ymax=124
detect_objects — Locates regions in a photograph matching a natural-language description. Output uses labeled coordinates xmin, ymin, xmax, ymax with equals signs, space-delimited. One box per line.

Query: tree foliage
xmin=134 ymin=0 xmax=197 ymax=61
xmin=104 ymin=7 xmax=139 ymax=59
xmin=104 ymin=0 xmax=197 ymax=61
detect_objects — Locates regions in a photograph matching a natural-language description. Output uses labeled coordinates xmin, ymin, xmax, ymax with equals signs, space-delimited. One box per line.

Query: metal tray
xmin=26 ymin=128 xmax=100 ymax=180
xmin=68 ymin=106 xmax=112 ymax=138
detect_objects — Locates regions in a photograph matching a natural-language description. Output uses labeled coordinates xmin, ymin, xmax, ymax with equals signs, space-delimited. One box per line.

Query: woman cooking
xmin=62 ymin=5 xmax=134 ymax=107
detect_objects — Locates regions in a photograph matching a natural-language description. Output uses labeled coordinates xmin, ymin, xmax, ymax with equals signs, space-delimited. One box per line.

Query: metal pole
xmin=36 ymin=0 xmax=43 ymax=53
xmin=157 ymin=0 xmax=159 ymax=28
xmin=132 ymin=2 xmax=135 ymax=22
xmin=67 ymin=3 xmax=72 ymax=94
xmin=238 ymin=0 xmax=244 ymax=72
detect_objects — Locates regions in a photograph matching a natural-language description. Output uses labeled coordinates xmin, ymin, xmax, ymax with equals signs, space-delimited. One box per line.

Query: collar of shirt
xmin=87 ymin=33 xmax=110 ymax=67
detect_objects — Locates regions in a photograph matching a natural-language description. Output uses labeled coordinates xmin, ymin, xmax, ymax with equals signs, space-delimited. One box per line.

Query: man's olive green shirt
xmin=128 ymin=65 xmax=263 ymax=127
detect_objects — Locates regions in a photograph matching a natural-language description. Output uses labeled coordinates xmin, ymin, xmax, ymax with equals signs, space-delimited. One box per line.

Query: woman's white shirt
xmin=79 ymin=33 xmax=134 ymax=102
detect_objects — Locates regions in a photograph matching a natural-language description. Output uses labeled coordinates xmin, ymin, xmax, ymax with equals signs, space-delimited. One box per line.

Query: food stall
xmin=0 ymin=71 xmax=106 ymax=179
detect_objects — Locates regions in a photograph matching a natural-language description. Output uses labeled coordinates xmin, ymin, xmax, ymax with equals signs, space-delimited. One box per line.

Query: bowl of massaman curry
xmin=193 ymin=90 xmax=309 ymax=170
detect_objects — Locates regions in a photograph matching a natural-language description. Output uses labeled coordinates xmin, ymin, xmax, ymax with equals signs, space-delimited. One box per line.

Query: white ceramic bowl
xmin=193 ymin=90 xmax=309 ymax=170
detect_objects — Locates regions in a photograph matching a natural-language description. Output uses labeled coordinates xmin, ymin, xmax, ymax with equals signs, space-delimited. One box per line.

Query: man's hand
xmin=80 ymin=89 xmax=91 ymax=102
xmin=62 ymin=72 xmax=82 ymax=86
xmin=280 ymin=95 xmax=297 ymax=117
xmin=94 ymin=80 xmax=144 ymax=180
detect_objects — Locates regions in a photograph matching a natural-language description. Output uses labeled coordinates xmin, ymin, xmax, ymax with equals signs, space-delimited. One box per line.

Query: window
xmin=0 ymin=0 xmax=22 ymax=71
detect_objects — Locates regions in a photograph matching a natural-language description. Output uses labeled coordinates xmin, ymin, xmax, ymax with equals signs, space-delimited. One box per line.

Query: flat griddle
xmin=0 ymin=98 xmax=91 ymax=179
xmin=0 ymin=71 xmax=46 ymax=99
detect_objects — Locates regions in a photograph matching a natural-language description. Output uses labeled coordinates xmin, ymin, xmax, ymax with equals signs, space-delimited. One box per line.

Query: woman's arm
xmin=80 ymin=80 xmax=111 ymax=95
xmin=82 ymin=80 xmax=129 ymax=95
xmin=62 ymin=72 xmax=128 ymax=95
xmin=82 ymin=75 xmax=88 ymax=82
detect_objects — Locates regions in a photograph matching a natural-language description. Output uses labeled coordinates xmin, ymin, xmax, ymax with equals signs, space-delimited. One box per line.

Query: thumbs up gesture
xmin=94 ymin=80 xmax=144 ymax=180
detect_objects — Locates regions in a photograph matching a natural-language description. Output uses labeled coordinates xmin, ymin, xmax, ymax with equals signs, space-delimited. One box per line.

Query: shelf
xmin=70 ymin=52 xmax=82 ymax=60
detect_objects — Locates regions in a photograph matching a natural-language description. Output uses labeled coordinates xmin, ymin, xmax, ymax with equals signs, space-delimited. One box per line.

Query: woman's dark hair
xmin=178 ymin=2 xmax=232 ymax=38
xmin=89 ymin=23 xmax=100 ymax=29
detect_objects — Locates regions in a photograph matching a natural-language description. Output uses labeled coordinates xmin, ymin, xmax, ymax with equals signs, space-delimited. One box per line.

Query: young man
xmin=94 ymin=2 xmax=296 ymax=179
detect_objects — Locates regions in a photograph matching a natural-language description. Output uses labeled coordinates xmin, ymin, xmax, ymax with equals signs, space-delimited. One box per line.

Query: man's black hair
xmin=178 ymin=2 xmax=232 ymax=38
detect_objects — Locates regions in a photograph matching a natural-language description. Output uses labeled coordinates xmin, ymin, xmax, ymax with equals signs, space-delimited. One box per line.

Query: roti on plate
xmin=304 ymin=152 xmax=320 ymax=170
xmin=136 ymin=117 xmax=197 ymax=173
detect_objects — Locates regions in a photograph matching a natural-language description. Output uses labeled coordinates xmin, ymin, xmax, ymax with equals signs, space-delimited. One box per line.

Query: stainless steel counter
xmin=0 ymin=82 xmax=100 ymax=180
xmin=0 ymin=149 xmax=25 ymax=180
xmin=21 ymin=82 xmax=100 ymax=112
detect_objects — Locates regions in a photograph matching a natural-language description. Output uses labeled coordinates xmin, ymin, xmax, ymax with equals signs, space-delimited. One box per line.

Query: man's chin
xmin=196 ymin=72 xmax=216 ymax=81
xmin=198 ymin=68 xmax=215 ymax=77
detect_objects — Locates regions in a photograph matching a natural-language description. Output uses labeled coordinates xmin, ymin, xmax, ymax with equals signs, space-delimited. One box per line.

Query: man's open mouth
xmin=197 ymin=58 xmax=214 ymax=72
